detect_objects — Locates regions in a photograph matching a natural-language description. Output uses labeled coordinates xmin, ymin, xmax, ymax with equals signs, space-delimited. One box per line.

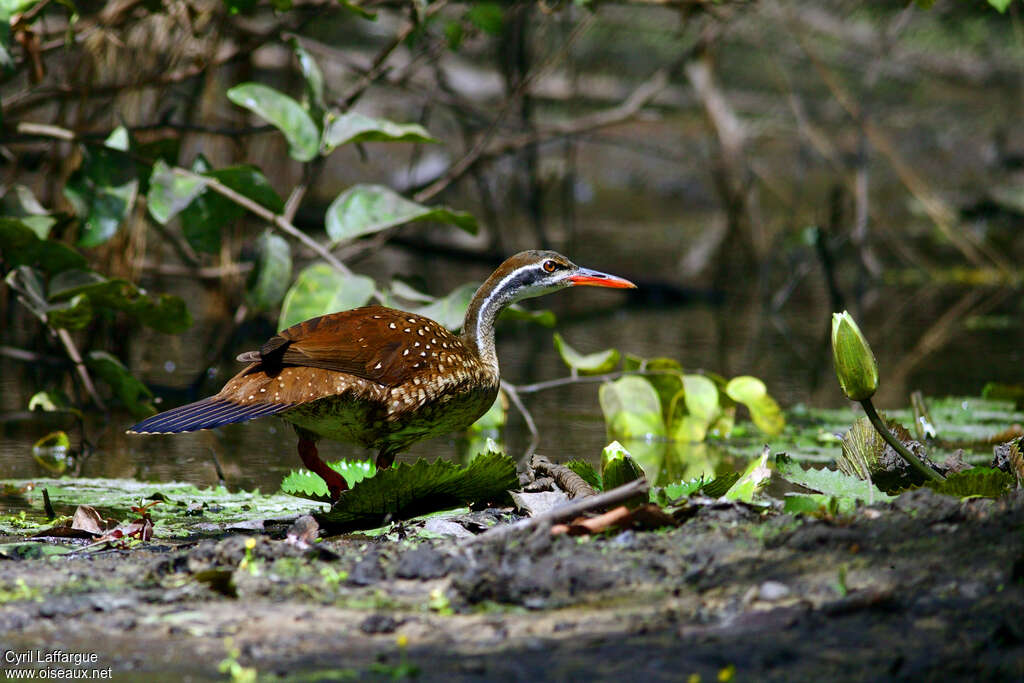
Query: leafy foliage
xmin=553 ymin=333 xmax=620 ymax=375
xmin=775 ymin=453 xmax=894 ymax=504
xmin=278 ymin=264 xmax=375 ymax=330
xmin=922 ymin=467 xmax=1015 ymax=499
xmin=288 ymin=453 xmax=518 ymax=528
xmin=325 ymin=184 xmax=476 ymax=243
xmin=596 ymin=355 xmax=785 ymax=445
xmin=280 ymin=459 xmax=377 ymax=502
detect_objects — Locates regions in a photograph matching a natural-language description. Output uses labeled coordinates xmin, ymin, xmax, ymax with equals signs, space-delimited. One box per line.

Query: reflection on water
xmin=1 ymin=266 xmax=1021 ymax=495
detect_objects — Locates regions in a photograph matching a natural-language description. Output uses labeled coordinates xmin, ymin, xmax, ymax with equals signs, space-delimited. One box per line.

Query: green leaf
xmin=146 ymin=159 xmax=207 ymax=225
xmin=5 ymin=265 xmax=48 ymax=320
xmin=501 ymin=304 xmax=556 ymax=328
xmin=227 ymin=83 xmax=320 ymax=162
xmin=45 ymin=293 xmax=93 ymax=330
xmin=408 ymin=282 xmax=477 ymax=331
xmin=290 ymin=38 xmax=325 ymax=117
xmin=176 ymin=162 xmax=284 ymax=254
xmin=783 ymin=493 xmax=857 ymax=517
xmin=565 ymin=460 xmax=602 ymax=490
xmin=64 ymin=135 xmax=139 ymax=247
xmin=923 ymin=467 xmax=1015 ymax=499
xmin=724 ymin=447 xmax=774 ymax=503
xmin=48 ymin=270 xmax=192 ymax=334
xmin=725 ymin=376 xmax=785 ymax=435
xmin=85 ymin=350 xmax=155 ymax=418
xmin=987 ymin=0 xmax=1012 ymax=12
xmin=316 ymin=453 xmax=518 ymax=527
xmin=28 ymin=390 xmax=82 ymax=419
xmin=599 ymin=376 xmax=665 ymax=440
xmin=322 ymin=112 xmax=437 ymax=152
xmin=775 ymin=453 xmax=894 ymax=504
xmin=244 ymin=231 xmax=292 ymax=312
xmin=468 ymin=393 xmax=506 ymax=432
xmin=1 ymin=184 xmax=56 ymax=238
xmin=281 ymin=459 xmax=377 ymax=502
xmin=0 ymin=217 xmax=87 ymax=274
xmin=206 ymin=165 xmax=286 ymax=213
xmin=278 ymin=263 xmax=375 ymax=330
xmin=600 ymin=441 xmax=646 ymax=493
xmin=338 ymin=0 xmax=376 ymax=19
xmin=325 ymin=184 xmax=477 ymax=243
xmin=682 ymin=374 xmax=719 ymax=422
xmin=553 ymin=332 xmax=620 ymax=374
xmin=466 ymin=2 xmax=504 ymax=34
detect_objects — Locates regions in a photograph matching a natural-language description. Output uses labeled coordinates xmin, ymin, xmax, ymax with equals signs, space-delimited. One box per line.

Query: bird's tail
xmin=127 ymin=398 xmax=291 ymax=434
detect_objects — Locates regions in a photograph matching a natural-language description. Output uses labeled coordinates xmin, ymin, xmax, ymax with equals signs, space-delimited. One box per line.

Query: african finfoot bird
xmin=128 ymin=251 xmax=636 ymax=500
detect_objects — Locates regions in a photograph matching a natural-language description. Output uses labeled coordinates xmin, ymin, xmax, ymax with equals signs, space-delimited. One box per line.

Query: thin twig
xmin=414 ymin=13 xmax=597 ymax=203
xmin=465 ymin=478 xmax=649 ymax=545
xmin=57 ymin=328 xmax=106 ymax=411
xmin=500 ymin=380 xmax=539 ymax=460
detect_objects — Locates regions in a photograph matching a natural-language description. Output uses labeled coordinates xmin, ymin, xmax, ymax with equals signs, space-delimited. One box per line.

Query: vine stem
xmin=860 ymin=398 xmax=944 ymax=482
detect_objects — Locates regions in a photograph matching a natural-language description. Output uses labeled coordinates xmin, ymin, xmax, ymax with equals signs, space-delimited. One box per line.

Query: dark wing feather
xmin=127 ymin=398 xmax=292 ymax=434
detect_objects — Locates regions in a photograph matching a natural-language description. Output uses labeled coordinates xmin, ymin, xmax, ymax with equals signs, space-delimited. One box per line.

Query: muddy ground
xmin=1 ymin=487 xmax=1023 ymax=682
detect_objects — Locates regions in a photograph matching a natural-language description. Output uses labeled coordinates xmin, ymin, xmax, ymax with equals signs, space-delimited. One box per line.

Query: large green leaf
xmin=321 ymin=112 xmax=437 ymax=152
xmin=146 ymin=159 xmax=207 ymax=225
xmin=325 ymin=184 xmax=477 ymax=243
xmin=64 ymin=128 xmax=138 ymax=247
xmin=599 ymin=376 xmax=665 ymax=440
xmin=553 ymin=332 xmax=620 ymax=375
xmin=227 ymin=83 xmax=320 ymax=162
xmin=1 ymin=184 xmax=57 ymax=238
xmin=311 ymin=453 xmax=518 ymax=527
xmin=290 ymin=38 xmax=325 ymax=118
xmin=409 ymin=282 xmax=477 ymax=331
xmin=0 ymin=217 xmax=87 ymax=274
xmin=775 ymin=453 xmax=894 ymax=504
xmin=48 ymin=269 xmax=192 ymax=334
xmin=725 ymin=376 xmax=785 ymax=435
xmin=278 ymin=263 xmax=375 ymax=330
xmin=280 ymin=459 xmax=377 ymax=502
xmin=85 ymin=350 xmax=155 ymax=418
xmin=244 ymin=231 xmax=292 ymax=312
xmin=600 ymin=441 xmax=646 ymax=494
xmin=923 ymin=467 xmax=1015 ymax=499
xmin=724 ymin=447 xmax=774 ymax=503
xmin=175 ymin=162 xmax=283 ymax=254
xmin=205 ymin=164 xmax=285 ymax=213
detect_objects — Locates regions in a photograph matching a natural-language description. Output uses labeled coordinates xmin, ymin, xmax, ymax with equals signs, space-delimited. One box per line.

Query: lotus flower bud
xmin=831 ymin=311 xmax=879 ymax=401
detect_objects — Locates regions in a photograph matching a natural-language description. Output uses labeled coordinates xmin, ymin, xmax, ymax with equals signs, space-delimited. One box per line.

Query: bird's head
xmin=490 ymin=250 xmax=636 ymax=303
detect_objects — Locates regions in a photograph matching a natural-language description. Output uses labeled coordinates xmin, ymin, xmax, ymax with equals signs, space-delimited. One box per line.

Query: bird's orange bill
xmin=568 ymin=268 xmax=636 ymax=289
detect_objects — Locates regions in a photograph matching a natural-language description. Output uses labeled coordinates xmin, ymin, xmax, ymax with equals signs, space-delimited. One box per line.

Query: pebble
xmin=758 ymin=580 xmax=791 ymax=601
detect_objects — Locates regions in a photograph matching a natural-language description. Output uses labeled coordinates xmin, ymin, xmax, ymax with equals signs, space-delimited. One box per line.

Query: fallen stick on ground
xmin=465 ymin=478 xmax=649 ymax=545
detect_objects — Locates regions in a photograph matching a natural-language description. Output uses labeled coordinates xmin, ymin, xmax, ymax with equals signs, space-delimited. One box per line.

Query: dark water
xmin=1 ymin=241 xmax=1020 ymax=494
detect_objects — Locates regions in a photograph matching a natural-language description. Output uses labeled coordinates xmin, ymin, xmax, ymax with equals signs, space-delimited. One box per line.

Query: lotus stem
xmin=860 ymin=399 xmax=944 ymax=483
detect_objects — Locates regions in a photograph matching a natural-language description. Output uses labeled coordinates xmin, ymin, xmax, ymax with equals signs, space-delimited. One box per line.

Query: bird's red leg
xmin=297 ymin=436 xmax=347 ymax=502
xmin=376 ymin=447 xmax=397 ymax=471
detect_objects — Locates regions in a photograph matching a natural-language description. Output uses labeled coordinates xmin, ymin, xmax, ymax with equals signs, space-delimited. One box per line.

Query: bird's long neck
xmin=460 ymin=266 xmax=529 ymax=376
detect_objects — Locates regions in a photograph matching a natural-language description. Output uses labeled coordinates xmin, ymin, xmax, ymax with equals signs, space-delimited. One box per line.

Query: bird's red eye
xmin=543 ymin=260 xmax=557 ymax=273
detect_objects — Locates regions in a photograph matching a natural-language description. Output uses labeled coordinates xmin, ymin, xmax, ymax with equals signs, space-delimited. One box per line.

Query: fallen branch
xmin=465 ymin=478 xmax=649 ymax=545
xmin=531 ymin=454 xmax=596 ymax=499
